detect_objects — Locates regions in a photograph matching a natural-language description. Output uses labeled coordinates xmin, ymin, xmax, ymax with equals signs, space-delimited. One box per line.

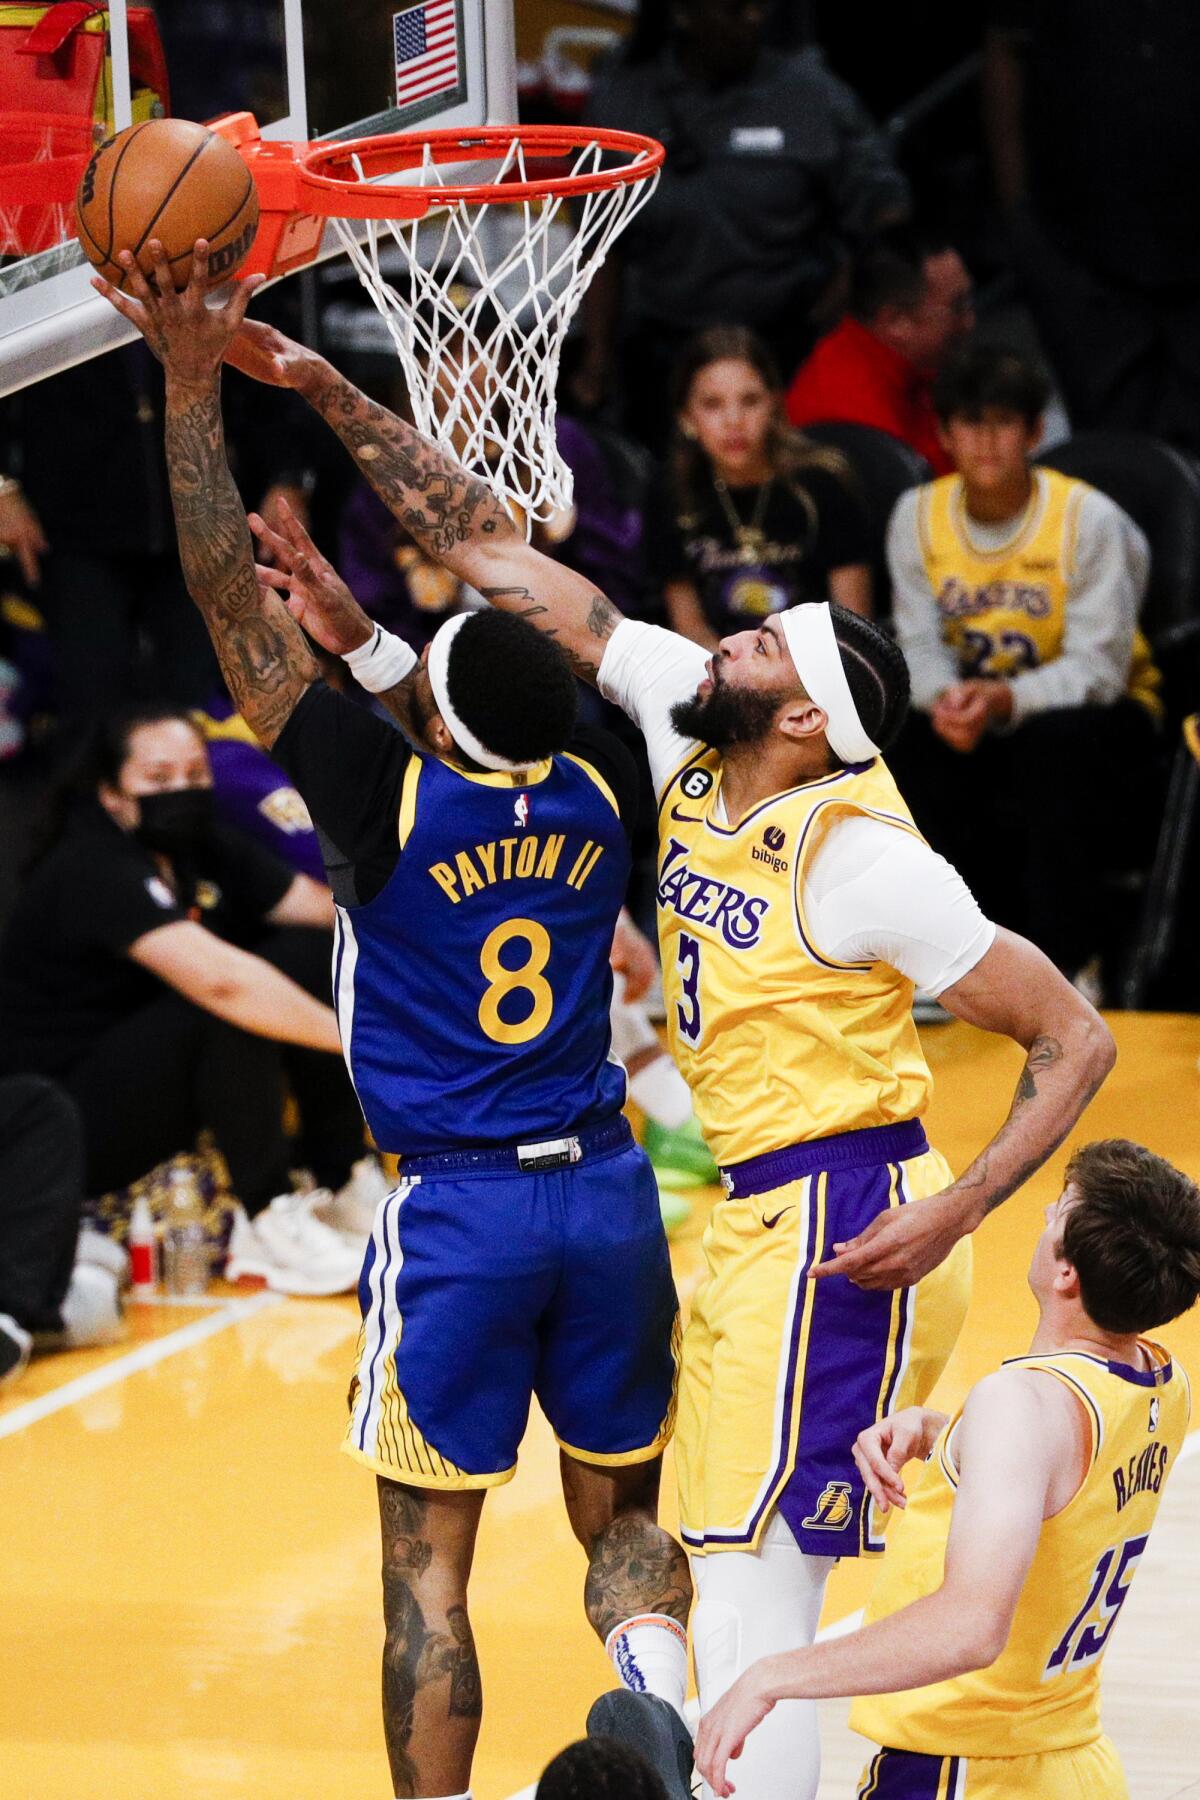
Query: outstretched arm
xmin=813 ymin=928 xmax=1115 ymax=1289
xmin=93 ymin=243 xmax=319 ymax=748
xmin=695 ymin=1372 xmax=1070 ymax=1796
xmin=226 ymin=320 xmax=624 ymax=681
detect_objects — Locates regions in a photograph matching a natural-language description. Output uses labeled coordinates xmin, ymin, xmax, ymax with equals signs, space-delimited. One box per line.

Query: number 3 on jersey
xmin=677 ymin=932 xmax=702 ymax=1043
xmin=478 ymin=918 xmax=554 ymax=1045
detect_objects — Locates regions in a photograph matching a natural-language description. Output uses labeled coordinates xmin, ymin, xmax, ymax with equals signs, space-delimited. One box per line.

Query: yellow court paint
xmin=3 ymin=1014 xmax=1199 ymax=1800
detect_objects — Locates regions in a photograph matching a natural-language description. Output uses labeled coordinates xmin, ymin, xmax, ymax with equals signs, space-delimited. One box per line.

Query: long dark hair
xmin=29 ymin=704 xmax=205 ymax=868
xmin=668 ymin=325 xmax=848 ymax=524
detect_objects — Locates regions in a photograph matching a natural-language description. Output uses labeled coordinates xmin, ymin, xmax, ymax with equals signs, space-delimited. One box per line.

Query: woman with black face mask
xmin=0 ymin=705 xmax=368 ymax=1296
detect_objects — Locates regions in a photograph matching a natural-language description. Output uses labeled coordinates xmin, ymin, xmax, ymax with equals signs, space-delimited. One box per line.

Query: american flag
xmin=393 ymin=0 xmax=462 ymax=111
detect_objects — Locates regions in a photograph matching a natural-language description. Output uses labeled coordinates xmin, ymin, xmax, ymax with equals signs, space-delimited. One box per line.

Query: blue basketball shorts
xmin=342 ymin=1119 xmax=681 ymax=1488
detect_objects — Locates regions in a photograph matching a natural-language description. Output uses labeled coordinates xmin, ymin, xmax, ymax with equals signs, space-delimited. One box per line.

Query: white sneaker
xmin=59 ymin=1263 xmax=124 ymax=1347
xmin=315 ymin=1156 xmax=391 ymax=1246
xmin=225 ymin=1193 xmax=362 ymax=1297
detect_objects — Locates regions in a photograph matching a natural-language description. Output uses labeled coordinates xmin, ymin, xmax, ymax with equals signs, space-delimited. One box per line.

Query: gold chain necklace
xmin=713 ymin=474 xmax=773 ymax=564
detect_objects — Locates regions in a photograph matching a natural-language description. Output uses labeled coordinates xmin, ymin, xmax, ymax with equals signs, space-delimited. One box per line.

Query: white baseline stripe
xmin=0 ymin=1292 xmax=282 ymax=1440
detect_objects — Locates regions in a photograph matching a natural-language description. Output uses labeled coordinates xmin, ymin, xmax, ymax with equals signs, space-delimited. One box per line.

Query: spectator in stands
xmin=196 ymin=690 xmax=329 ymax=884
xmin=648 ymin=326 xmax=871 ymax=648
xmin=0 ymin=1076 xmax=127 ymax=1385
xmin=0 ymin=705 xmax=367 ymax=1295
xmin=887 ymin=346 xmax=1161 ymax=993
xmin=580 ymin=0 xmax=908 ymax=447
xmin=985 ymin=4 xmax=1200 ymax=451
xmin=786 ymin=228 xmax=975 ymax=474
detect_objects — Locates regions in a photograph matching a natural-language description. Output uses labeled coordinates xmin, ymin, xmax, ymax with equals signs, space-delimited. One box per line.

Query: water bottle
xmin=128 ymin=1194 xmax=158 ymax=1301
xmin=161 ymin=1167 xmax=210 ymax=1297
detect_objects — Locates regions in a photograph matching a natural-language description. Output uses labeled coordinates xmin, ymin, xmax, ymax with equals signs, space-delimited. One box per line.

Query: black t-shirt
xmin=645 ymin=464 xmax=870 ymax=635
xmin=0 ymin=805 xmax=294 ymax=1076
xmin=269 ymin=682 xmax=641 ymax=910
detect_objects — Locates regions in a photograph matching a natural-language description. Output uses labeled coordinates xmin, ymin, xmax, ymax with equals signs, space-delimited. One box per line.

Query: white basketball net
xmin=329 ymin=134 xmax=660 ymax=531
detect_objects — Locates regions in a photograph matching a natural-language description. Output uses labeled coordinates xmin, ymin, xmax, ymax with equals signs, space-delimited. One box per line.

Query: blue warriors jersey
xmin=332 ymin=747 xmax=631 ymax=1155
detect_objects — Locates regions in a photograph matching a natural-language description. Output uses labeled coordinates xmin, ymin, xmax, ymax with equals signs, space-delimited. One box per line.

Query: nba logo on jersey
xmin=514 ymin=794 xmax=530 ymax=829
xmin=802 ymin=1480 xmax=854 ymax=1531
xmin=1149 ymin=1395 xmax=1161 ymax=1433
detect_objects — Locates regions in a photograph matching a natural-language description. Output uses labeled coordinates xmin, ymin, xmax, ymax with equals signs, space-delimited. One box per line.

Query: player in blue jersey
xmin=97 ymin=247 xmax=693 ymax=1800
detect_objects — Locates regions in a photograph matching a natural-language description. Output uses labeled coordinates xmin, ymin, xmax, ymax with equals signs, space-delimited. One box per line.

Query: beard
xmin=670 ymin=676 xmax=779 ymax=749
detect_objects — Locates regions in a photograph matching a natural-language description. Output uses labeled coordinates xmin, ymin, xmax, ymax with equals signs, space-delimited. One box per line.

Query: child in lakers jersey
xmin=696 ymin=1139 xmax=1200 ymax=1800
xmin=888 ymin=344 xmax=1161 ymax=984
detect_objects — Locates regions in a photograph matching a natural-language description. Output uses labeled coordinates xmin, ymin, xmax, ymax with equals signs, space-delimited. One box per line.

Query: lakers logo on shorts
xmin=802 ymin=1480 xmax=854 ymax=1532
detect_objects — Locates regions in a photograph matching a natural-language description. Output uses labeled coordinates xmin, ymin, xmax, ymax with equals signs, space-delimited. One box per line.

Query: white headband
xmin=777 ymin=603 xmax=880 ymax=765
xmin=426 ymin=612 xmax=530 ymax=774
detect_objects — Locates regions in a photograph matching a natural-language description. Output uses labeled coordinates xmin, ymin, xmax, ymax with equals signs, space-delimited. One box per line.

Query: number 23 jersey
xmin=271 ymin=684 xmax=633 ymax=1156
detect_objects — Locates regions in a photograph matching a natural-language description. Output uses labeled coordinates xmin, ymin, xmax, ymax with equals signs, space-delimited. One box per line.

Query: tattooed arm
xmin=92 ymin=243 xmax=318 ymax=748
xmin=248 ymin=500 xmax=423 ymax=740
xmin=226 ymin=318 xmax=624 ymax=682
xmin=813 ymin=928 xmax=1115 ymax=1290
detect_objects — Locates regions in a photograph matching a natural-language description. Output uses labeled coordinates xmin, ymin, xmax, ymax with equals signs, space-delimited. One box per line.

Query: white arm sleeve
xmin=802 ymin=813 xmax=996 ymax=995
xmin=1008 ymin=490 xmax=1150 ymax=722
xmin=597 ymin=618 xmax=710 ymax=793
xmin=888 ymin=489 xmax=960 ymax=713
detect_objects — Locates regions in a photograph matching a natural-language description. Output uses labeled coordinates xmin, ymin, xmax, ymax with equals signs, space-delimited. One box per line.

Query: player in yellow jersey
xmin=696 ymin=1137 xmax=1200 ymax=1799
xmin=222 ymin=313 xmax=1115 ymax=1800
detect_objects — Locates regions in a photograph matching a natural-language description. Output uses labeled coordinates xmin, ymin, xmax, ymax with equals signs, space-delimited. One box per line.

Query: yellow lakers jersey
xmin=917 ymin=468 xmax=1161 ymax=716
xmin=851 ymin=1342 xmax=1191 ymax=1757
xmin=655 ymin=750 xmax=932 ymax=1166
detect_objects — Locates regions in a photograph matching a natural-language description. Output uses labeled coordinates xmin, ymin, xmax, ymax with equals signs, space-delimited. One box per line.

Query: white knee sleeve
xmin=692 ymin=1513 xmax=835 ymax=1800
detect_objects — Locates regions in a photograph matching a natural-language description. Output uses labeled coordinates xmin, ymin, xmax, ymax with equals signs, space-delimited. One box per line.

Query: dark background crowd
xmin=2 ymin=0 xmax=1200 ymax=1368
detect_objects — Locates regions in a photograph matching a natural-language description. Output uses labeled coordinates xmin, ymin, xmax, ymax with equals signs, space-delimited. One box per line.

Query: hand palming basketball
xmin=92 ymin=240 xmax=265 ymax=387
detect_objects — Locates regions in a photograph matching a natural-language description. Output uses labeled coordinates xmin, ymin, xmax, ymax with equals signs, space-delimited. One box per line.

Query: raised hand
xmin=92 ymin=240 xmax=264 ymax=388
xmin=249 ymin=498 xmax=373 ymax=656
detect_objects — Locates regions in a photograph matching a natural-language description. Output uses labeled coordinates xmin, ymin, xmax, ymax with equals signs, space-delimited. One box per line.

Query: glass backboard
xmin=0 ymin=0 xmax=515 ymax=394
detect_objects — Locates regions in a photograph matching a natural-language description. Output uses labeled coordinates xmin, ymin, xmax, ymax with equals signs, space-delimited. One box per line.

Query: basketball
xmin=74 ymin=118 xmax=259 ymax=291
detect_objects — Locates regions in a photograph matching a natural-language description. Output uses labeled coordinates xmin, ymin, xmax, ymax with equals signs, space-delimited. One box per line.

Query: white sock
xmin=692 ymin=1512 xmax=834 ymax=1800
xmin=629 ymin=1055 xmax=694 ymax=1132
xmin=605 ymin=1611 xmax=689 ymax=1718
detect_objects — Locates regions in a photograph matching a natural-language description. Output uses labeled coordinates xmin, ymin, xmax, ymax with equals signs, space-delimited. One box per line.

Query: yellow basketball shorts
xmin=854 ymin=1736 xmax=1128 ymax=1798
xmin=676 ymin=1120 xmax=971 ymax=1555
